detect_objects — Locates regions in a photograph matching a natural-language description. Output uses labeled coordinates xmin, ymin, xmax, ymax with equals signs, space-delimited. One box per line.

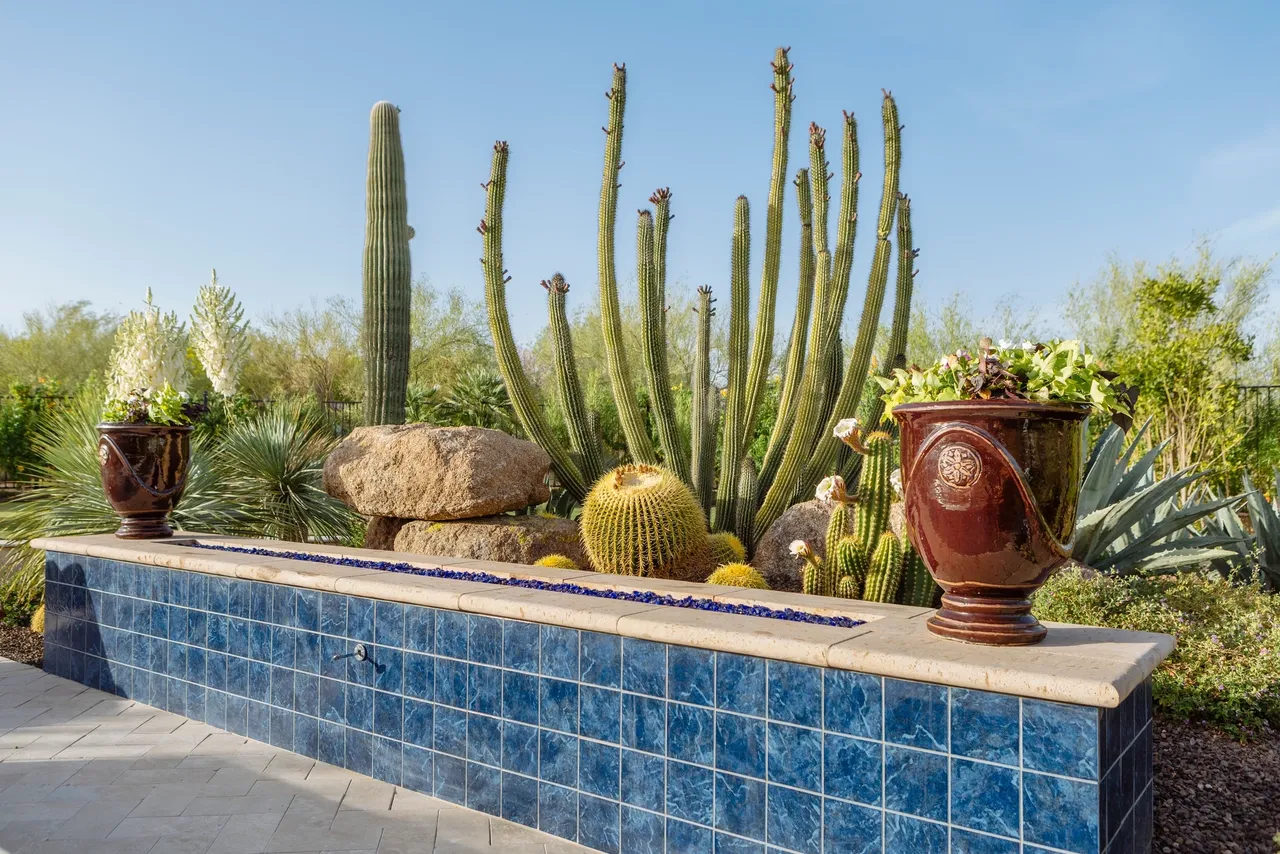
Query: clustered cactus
xmin=479 ymin=49 xmax=917 ymax=553
xmin=793 ymin=422 xmax=940 ymax=606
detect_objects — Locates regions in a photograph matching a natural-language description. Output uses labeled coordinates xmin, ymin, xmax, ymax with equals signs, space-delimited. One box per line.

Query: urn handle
xmin=98 ymin=433 xmax=189 ymax=499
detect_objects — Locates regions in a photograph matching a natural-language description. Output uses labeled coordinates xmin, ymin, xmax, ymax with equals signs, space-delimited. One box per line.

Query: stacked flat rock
xmin=324 ymin=425 xmax=587 ymax=566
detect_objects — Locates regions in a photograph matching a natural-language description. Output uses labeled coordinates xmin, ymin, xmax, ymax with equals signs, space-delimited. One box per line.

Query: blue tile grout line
xmin=44 ymin=554 xmax=1155 ymax=854
xmin=183 ymin=541 xmax=865 ymax=629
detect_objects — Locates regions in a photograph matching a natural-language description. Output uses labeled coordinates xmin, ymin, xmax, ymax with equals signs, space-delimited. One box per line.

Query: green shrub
xmin=1034 ymin=568 xmax=1280 ymax=737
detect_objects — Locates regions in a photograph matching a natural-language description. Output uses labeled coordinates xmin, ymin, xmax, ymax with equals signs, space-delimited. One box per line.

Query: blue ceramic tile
xmin=1022 ymin=772 xmax=1099 ymax=853
xmin=713 ymin=834 xmax=762 ymax=854
xmin=666 ymin=702 xmax=713 ymax=765
xmin=296 ymin=631 xmax=320 ymax=675
xmin=374 ymin=601 xmax=404 ymax=647
xmin=169 ymin=573 xmax=188 ymax=606
xmin=884 ymin=813 xmax=947 ymax=854
xmin=319 ymin=677 xmax=344 ymax=723
xmin=404 ymin=605 xmax=434 ymax=654
xmin=150 ymin=602 xmax=168 ymax=639
xmin=247 ymin=700 xmax=270 ymax=742
xmin=294 ymin=669 xmax=318 ymax=717
xmin=189 ymin=575 xmax=208 ymax=611
xmin=403 ymin=698 xmax=433 ymax=748
xmin=579 ymin=794 xmax=621 ymax=854
xmin=249 ymin=623 xmax=270 ymax=662
xmin=581 ymin=631 xmax=620 ymax=687
xmin=767 ymin=785 xmax=821 ymax=854
xmin=716 ymin=653 xmax=765 ymax=717
xmin=435 ymin=657 xmax=467 ymax=709
xmin=621 ymin=805 xmax=664 ymax=854
xmin=502 ymin=720 xmax=539 ymax=776
xmin=540 ymin=782 xmax=579 ymax=842
xmin=271 ymin=587 xmax=295 ymax=627
xmin=373 ymin=736 xmax=401 ymax=785
xmin=168 ymin=607 xmax=188 ymax=644
xmin=768 ymin=661 xmax=822 ymax=729
xmin=270 ymin=627 xmax=295 ymax=668
xmin=347 ymin=685 xmax=373 ymax=732
xmin=468 ymin=615 xmax=502 ymax=666
xmin=622 ymin=694 xmax=666 ymax=755
xmin=503 ymin=620 xmax=540 ymax=673
xmin=186 ymin=647 xmax=207 ymax=685
xmin=884 ymin=679 xmax=948 ymax=752
xmin=346 ymin=729 xmax=373 ymax=775
xmin=766 ymin=722 xmax=821 ymax=792
xmin=581 ymin=685 xmax=622 ymax=744
xmin=230 ymin=580 xmax=252 ymax=619
xmin=540 ymin=730 xmax=579 ymax=788
xmin=823 ymin=798 xmax=881 ymax=854
xmin=503 ymin=670 xmax=539 ymax=726
xmin=540 ymin=678 xmax=579 ymax=734
xmin=270 ymin=666 xmax=294 ymax=710
xmin=884 ymin=745 xmax=948 ymax=822
xmin=373 ymin=646 xmax=402 ymax=693
xmin=207 ymin=614 xmax=228 ymax=654
xmin=227 ymin=657 xmax=248 ymax=698
xmin=623 ymin=638 xmax=666 ymax=697
xmin=319 ymin=719 xmax=344 ymax=766
xmin=295 ymin=590 xmax=319 ymax=633
xmin=667 ymin=646 xmax=713 ymax=707
xmin=951 ymin=689 xmax=1020 ymax=766
xmin=824 ymin=733 xmax=881 ymax=806
xmin=469 ymin=664 xmax=502 ymax=716
xmin=403 ymin=652 xmax=433 ymax=700
xmin=250 ymin=583 xmax=270 ymax=622
xmin=320 ymin=636 xmax=347 ymax=681
xmin=580 ymin=740 xmax=621 ymax=800
xmin=320 ymin=592 xmax=346 ymax=636
xmin=227 ymin=618 xmax=249 ymax=659
xmin=206 ymin=689 xmax=228 ymax=730
xmin=824 ymin=671 xmax=883 ymax=740
xmin=403 ymin=744 xmax=433 ymax=794
xmin=348 ymin=651 xmax=376 ymax=688
xmin=347 ymin=597 xmax=375 ymax=643
xmin=186 ymin=683 xmax=206 ymax=721
xmin=540 ymin=625 xmax=580 ymax=681
xmin=951 ymin=758 xmax=1020 ymax=838
xmin=436 ymin=610 xmax=468 ymax=660
xmin=715 ymin=712 xmax=765 ymax=779
xmin=186 ymin=610 xmax=207 ymax=647
xmin=1023 ymin=699 xmax=1100 ymax=780
xmin=248 ymin=661 xmax=270 ymax=702
xmin=468 ymin=762 xmax=501 ymax=816
xmin=468 ymin=713 xmax=501 ymax=766
xmin=666 ymin=761 xmax=713 ymax=825
xmin=620 ymin=749 xmax=664 ymax=813
xmin=435 ymin=753 xmax=466 ymax=803
xmin=667 ymin=820 xmax=713 ymax=854
xmin=951 ymin=828 xmax=1020 ymax=854
xmin=713 ymin=771 xmax=765 ymax=841
xmin=434 ymin=705 xmax=467 ymax=757
xmin=374 ymin=691 xmax=403 ymax=740
xmin=502 ymin=772 xmax=539 ymax=828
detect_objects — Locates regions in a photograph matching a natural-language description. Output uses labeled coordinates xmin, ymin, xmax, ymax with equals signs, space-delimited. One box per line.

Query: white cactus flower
xmin=789 ymin=540 xmax=814 ymax=560
xmin=815 ymin=475 xmax=846 ymax=504
xmin=191 ymin=269 xmax=249 ymax=398
xmin=833 ymin=418 xmax=859 ymax=440
xmin=890 ymin=468 xmax=903 ymax=496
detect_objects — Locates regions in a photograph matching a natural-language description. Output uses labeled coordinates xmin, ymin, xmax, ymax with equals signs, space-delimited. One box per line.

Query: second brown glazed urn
xmin=97 ymin=422 xmax=192 ymax=539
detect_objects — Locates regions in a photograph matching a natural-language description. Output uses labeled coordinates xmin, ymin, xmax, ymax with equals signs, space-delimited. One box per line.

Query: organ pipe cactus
xmin=900 ymin=544 xmax=936 ymax=607
xmin=362 ymin=101 xmax=413 ymax=426
xmin=853 ymin=431 xmax=895 ymax=546
xmin=543 ymin=275 xmax=604 ymax=483
xmin=715 ymin=195 xmax=752 ymax=529
xmin=863 ymin=531 xmax=904 ymax=603
xmin=638 ymin=201 xmax=687 ymax=480
xmin=831 ymin=537 xmax=869 ymax=597
xmin=691 ymin=286 xmax=717 ymax=514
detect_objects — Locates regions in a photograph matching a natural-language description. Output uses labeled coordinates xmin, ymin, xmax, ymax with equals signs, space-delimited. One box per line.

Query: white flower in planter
xmin=190 ymin=269 xmax=249 ymax=397
xmin=106 ymin=289 xmax=190 ymax=405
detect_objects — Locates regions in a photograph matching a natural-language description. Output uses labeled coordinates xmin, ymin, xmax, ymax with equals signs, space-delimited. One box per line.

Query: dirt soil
xmin=1154 ymin=716 xmax=1280 ymax=853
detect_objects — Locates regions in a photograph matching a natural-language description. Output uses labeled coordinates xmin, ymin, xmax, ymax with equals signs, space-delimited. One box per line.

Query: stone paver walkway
xmin=0 ymin=657 xmax=596 ymax=853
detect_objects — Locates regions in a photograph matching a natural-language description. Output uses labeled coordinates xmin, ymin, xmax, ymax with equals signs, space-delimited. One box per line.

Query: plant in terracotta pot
xmin=98 ymin=289 xmax=203 ymax=539
xmin=878 ymin=338 xmax=1135 ymax=645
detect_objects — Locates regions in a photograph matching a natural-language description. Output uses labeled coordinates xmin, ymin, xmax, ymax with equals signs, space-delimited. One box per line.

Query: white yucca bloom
xmin=191 ymin=269 xmax=249 ymax=397
xmin=106 ymin=289 xmax=189 ymax=403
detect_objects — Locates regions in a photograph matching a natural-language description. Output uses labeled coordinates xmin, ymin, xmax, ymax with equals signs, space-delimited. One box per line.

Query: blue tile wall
xmin=43 ymin=552 xmax=1154 ymax=854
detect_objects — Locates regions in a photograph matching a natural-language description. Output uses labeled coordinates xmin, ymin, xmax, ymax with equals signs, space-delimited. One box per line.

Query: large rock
xmin=324 ymin=425 xmax=551 ymax=520
xmin=752 ymin=499 xmax=831 ymax=592
xmin=392 ymin=515 xmax=588 ymax=567
xmin=363 ymin=517 xmax=407 ymax=550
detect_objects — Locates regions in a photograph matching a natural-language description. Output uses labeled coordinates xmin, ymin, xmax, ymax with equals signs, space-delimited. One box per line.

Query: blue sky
xmin=1 ymin=0 xmax=1277 ymax=344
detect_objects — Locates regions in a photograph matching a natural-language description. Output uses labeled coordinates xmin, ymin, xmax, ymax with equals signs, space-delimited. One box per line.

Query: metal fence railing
xmin=1239 ymin=385 xmax=1280 ymax=478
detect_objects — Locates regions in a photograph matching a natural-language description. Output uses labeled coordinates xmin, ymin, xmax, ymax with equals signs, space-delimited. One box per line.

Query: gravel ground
xmin=0 ymin=625 xmax=43 ymax=667
xmin=1155 ymin=716 xmax=1280 ymax=853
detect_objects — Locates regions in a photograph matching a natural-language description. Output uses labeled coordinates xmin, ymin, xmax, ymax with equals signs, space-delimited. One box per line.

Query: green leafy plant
xmin=1034 ymin=568 xmax=1280 ymax=737
xmin=878 ymin=338 xmax=1135 ymax=427
xmin=1240 ymin=471 xmax=1280 ymax=591
xmin=0 ymin=380 xmax=63 ymax=483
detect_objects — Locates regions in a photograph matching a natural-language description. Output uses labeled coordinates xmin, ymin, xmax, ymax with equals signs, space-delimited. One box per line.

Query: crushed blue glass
xmin=186 ymin=542 xmax=864 ymax=629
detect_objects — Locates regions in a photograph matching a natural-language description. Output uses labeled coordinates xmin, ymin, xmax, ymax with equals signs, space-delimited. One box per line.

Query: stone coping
xmin=32 ymin=532 xmax=1174 ymax=709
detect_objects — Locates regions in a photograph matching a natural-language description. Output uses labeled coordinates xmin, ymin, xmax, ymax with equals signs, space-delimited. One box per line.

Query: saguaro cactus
xmin=362 ymin=102 xmax=412 ymax=425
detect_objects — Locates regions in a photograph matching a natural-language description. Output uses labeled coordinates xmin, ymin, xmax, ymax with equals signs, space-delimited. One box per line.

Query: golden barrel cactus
xmin=706 ymin=563 xmax=770 ymax=590
xmin=533 ymin=554 xmax=581 ymax=570
xmin=580 ymin=464 xmax=709 ymax=579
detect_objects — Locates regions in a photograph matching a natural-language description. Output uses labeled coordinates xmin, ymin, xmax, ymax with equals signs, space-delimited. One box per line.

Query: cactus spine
xmin=597 ymin=65 xmax=657 ymax=464
xmin=544 ymin=275 xmax=604 ymax=483
xmin=362 ymin=102 xmax=412 ymax=426
xmin=707 ymin=563 xmax=770 ymax=590
xmin=854 ymin=432 xmax=895 ymax=546
xmin=481 ymin=143 xmax=588 ymax=499
xmin=638 ymin=201 xmax=687 ymax=480
xmin=714 ymin=195 xmax=752 ymax=530
xmin=691 ymin=286 xmax=716 ymax=513
xmin=864 ymin=531 xmax=904 ymax=603
xmin=900 ymin=541 xmax=937 ymax=607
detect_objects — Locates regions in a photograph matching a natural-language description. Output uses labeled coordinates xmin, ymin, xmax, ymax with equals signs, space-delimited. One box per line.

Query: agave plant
xmin=1072 ymin=420 xmax=1241 ymax=575
xmin=1239 ymin=472 xmax=1280 ymax=591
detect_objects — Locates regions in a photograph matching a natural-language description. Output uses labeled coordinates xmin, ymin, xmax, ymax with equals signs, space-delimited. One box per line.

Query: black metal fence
xmin=1240 ymin=385 xmax=1280 ymax=479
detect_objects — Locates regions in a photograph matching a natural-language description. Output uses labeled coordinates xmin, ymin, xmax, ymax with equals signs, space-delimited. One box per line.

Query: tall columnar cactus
xmin=362 ymin=101 xmax=412 ymax=426
xmin=900 ymin=542 xmax=937 ymax=608
xmin=544 ymin=274 xmax=604 ymax=483
xmin=691 ymin=286 xmax=716 ymax=514
xmin=854 ymin=431 xmax=895 ymax=545
xmin=580 ymin=464 xmax=709 ymax=579
xmin=734 ymin=457 xmax=759 ymax=551
xmin=863 ymin=531 xmax=904 ymax=603
xmin=714 ymin=195 xmax=752 ymax=530
xmin=831 ymin=537 xmax=869 ymax=597
xmin=638 ymin=201 xmax=687 ymax=480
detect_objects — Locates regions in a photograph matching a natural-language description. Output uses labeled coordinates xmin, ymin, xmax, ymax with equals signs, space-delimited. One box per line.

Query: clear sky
xmin=1 ymin=0 xmax=1277 ymax=345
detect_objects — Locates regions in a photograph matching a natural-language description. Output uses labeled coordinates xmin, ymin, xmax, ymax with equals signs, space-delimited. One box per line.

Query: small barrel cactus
xmin=706 ymin=563 xmax=770 ymax=590
xmin=580 ymin=464 xmax=709 ymax=579
xmin=533 ymin=554 xmax=581 ymax=571
xmin=864 ymin=531 xmax=904 ymax=603
xmin=707 ymin=532 xmax=747 ymax=567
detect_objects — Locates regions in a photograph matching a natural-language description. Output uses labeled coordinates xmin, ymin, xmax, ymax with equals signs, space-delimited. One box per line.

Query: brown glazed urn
xmin=97 ymin=423 xmax=193 ymax=539
xmin=893 ymin=399 xmax=1090 ymax=645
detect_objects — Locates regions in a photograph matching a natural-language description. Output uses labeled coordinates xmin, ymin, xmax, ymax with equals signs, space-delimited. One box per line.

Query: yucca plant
xmin=1072 ymin=420 xmax=1241 ymax=575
